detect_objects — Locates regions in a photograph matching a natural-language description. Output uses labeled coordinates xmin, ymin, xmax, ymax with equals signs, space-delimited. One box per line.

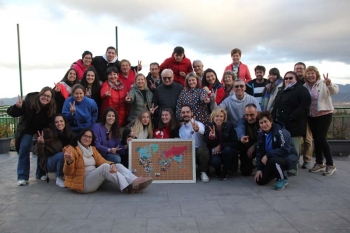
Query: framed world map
xmin=128 ymin=139 xmax=196 ymax=183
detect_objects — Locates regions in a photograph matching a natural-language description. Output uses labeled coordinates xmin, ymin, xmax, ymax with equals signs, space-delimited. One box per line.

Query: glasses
xmin=284 ymin=77 xmax=294 ymax=81
xmin=82 ymin=135 xmax=92 ymax=139
xmin=162 ymin=77 xmax=172 ymax=80
xmin=234 ymin=85 xmax=245 ymax=89
xmin=41 ymin=94 xmax=51 ymax=99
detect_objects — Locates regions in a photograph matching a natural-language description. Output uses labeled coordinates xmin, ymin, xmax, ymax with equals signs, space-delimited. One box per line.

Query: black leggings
xmin=308 ymin=113 xmax=333 ymax=165
xmin=256 ymin=156 xmax=288 ymax=186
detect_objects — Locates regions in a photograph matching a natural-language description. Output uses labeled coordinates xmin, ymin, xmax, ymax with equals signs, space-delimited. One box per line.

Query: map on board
xmin=129 ymin=139 xmax=195 ymax=183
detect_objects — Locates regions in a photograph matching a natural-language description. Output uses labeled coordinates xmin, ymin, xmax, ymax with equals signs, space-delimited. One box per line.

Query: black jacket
xmin=255 ymin=121 xmax=298 ymax=171
xmin=146 ymin=72 xmax=162 ymax=92
xmin=203 ymin=121 xmax=237 ymax=151
xmin=92 ymin=56 xmax=120 ymax=83
xmin=272 ymin=84 xmax=311 ymax=137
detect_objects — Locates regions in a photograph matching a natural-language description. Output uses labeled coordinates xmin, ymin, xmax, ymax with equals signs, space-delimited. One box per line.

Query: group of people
xmin=7 ymin=46 xmax=339 ymax=193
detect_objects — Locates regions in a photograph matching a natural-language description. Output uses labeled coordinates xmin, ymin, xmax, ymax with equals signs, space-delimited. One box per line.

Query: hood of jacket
xmin=103 ymin=53 xmax=118 ymax=63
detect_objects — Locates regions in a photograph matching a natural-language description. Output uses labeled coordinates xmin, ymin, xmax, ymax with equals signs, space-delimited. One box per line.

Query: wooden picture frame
xmin=128 ymin=139 xmax=196 ymax=183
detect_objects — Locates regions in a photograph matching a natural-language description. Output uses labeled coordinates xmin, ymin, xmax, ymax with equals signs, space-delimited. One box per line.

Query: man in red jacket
xmin=159 ymin=46 xmax=193 ymax=86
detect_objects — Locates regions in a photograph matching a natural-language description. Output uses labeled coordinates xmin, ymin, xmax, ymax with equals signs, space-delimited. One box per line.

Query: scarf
xmin=77 ymin=141 xmax=93 ymax=158
xmin=260 ymin=78 xmax=283 ymax=111
xmin=108 ymin=80 xmax=124 ymax=91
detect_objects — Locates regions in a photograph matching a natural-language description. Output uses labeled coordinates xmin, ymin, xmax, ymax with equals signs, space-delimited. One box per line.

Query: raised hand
xmin=137 ymin=60 xmax=142 ymax=72
xmin=125 ymin=92 xmax=131 ymax=102
xmin=54 ymin=83 xmax=60 ymax=92
xmin=64 ymin=148 xmax=74 ymax=163
xmin=37 ymin=131 xmax=44 ymax=143
xmin=85 ymin=88 xmax=91 ymax=97
xmin=110 ymin=146 xmax=122 ymax=154
xmin=179 ymin=71 xmax=186 ymax=77
xmin=241 ymin=136 xmax=249 ymax=144
xmin=69 ymin=101 xmax=76 ymax=114
xmin=129 ymin=127 xmax=135 ymax=138
xmin=149 ymin=103 xmax=158 ymax=115
xmin=105 ymin=87 xmax=112 ymax=97
xmin=191 ymin=116 xmax=199 ymax=132
xmin=149 ymin=79 xmax=157 ymax=91
xmin=208 ymin=125 xmax=216 ymax=138
xmin=323 ymin=73 xmax=331 ymax=86
xmin=211 ymin=89 xmax=217 ymax=103
xmin=15 ymin=95 xmax=23 ymax=108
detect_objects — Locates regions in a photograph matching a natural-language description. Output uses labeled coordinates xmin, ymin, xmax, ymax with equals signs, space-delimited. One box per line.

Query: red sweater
xmin=224 ymin=62 xmax=252 ymax=83
xmin=72 ymin=59 xmax=92 ymax=81
xmin=119 ymin=70 xmax=136 ymax=92
xmin=100 ymin=81 xmax=129 ymax=127
xmin=159 ymin=54 xmax=193 ymax=86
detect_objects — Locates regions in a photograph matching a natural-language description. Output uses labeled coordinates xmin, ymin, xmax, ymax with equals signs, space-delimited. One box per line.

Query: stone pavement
xmin=1 ymin=152 xmax=350 ymax=233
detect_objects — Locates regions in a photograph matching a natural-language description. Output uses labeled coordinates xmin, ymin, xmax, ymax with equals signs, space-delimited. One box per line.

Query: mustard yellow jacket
xmin=63 ymin=145 xmax=112 ymax=191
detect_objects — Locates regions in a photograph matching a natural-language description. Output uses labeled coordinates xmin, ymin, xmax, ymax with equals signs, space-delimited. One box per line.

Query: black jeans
xmin=256 ymin=156 xmax=288 ymax=186
xmin=308 ymin=113 xmax=333 ymax=165
xmin=238 ymin=142 xmax=255 ymax=176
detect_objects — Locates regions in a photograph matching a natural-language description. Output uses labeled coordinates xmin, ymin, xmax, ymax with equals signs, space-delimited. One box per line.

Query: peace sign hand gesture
xmin=54 ymin=83 xmax=60 ymax=92
xmin=69 ymin=101 xmax=76 ymax=114
xmin=208 ymin=125 xmax=216 ymax=138
xmin=211 ymin=89 xmax=217 ymax=103
xmin=137 ymin=60 xmax=142 ymax=72
xmin=150 ymin=103 xmax=158 ymax=115
xmin=323 ymin=73 xmax=331 ymax=86
xmin=16 ymin=95 xmax=23 ymax=108
xmin=37 ymin=130 xmax=44 ymax=143
xmin=149 ymin=79 xmax=157 ymax=91
xmin=191 ymin=116 xmax=199 ymax=132
xmin=125 ymin=92 xmax=131 ymax=102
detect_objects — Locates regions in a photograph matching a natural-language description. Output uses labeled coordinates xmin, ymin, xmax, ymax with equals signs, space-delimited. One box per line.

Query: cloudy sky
xmin=1 ymin=0 xmax=350 ymax=98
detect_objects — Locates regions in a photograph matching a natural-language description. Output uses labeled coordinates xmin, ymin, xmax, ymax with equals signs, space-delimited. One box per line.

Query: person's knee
xmin=210 ymin=156 xmax=221 ymax=168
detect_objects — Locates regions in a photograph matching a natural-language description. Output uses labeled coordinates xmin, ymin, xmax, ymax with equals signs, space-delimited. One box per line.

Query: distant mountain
xmin=0 ymin=97 xmax=18 ymax=106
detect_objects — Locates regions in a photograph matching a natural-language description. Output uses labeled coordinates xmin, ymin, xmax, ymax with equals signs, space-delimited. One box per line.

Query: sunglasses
xmin=162 ymin=77 xmax=172 ymax=80
xmin=234 ymin=85 xmax=245 ymax=89
xmin=284 ymin=77 xmax=294 ymax=81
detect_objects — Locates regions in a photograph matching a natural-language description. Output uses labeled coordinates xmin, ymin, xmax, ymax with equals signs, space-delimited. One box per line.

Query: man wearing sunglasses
xmin=152 ymin=69 xmax=183 ymax=127
xmin=215 ymin=79 xmax=261 ymax=128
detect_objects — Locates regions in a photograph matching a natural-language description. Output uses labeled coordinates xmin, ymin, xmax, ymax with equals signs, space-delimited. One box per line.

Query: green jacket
xmin=126 ymin=86 xmax=153 ymax=123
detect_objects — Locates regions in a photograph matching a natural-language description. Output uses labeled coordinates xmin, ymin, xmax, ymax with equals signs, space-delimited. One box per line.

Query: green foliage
xmin=0 ymin=122 xmax=13 ymax=138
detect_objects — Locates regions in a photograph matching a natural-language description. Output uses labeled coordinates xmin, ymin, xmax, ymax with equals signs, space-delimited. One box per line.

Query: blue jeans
xmin=17 ymin=134 xmax=33 ymax=180
xmin=210 ymin=147 xmax=236 ymax=172
xmin=104 ymin=153 xmax=121 ymax=164
xmin=36 ymin=152 xmax=65 ymax=178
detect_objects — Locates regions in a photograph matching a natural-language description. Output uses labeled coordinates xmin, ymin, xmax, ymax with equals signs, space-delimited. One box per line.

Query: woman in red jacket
xmin=72 ymin=51 xmax=93 ymax=80
xmin=100 ymin=67 xmax=129 ymax=127
xmin=224 ymin=48 xmax=252 ymax=83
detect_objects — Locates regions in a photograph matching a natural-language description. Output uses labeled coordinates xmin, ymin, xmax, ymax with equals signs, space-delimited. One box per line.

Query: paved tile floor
xmin=1 ymin=152 xmax=350 ymax=233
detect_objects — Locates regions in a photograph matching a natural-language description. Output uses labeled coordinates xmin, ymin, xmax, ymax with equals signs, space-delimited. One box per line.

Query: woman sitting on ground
xmin=92 ymin=108 xmax=126 ymax=164
xmin=35 ymin=114 xmax=74 ymax=187
xmin=255 ymin=111 xmax=298 ymax=190
xmin=63 ymin=128 xmax=153 ymax=193
xmin=154 ymin=108 xmax=179 ymax=138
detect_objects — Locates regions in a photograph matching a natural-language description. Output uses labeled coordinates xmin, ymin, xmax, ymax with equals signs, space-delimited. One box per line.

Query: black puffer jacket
xmin=272 ymin=84 xmax=311 ymax=137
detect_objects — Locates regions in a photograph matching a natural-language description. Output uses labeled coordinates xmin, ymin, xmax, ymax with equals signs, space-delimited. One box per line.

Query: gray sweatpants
xmin=80 ymin=163 xmax=137 ymax=193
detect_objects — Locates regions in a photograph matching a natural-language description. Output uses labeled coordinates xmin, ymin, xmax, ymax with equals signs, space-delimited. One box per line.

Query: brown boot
xmin=129 ymin=177 xmax=153 ymax=193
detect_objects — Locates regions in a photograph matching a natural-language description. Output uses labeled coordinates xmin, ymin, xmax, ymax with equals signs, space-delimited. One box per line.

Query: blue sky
xmin=1 ymin=0 xmax=350 ymax=98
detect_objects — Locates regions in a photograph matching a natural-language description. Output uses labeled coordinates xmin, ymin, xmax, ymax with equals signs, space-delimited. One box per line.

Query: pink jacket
xmin=224 ymin=62 xmax=252 ymax=83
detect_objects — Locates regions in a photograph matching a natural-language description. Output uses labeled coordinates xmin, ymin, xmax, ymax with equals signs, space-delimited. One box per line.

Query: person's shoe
xmin=56 ymin=177 xmax=66 ymax=188
xmin=220 ymin=171 xmax=228 ymax=181
xmin=273 ymin=179 xmax=288 ymax=190
xmin=129 ymin=177 xmax=153 ymax=193
xmin=301 ymin=162 xmax=310 ymax=169
xmin=40 ymin=175 xmax=47 ymax=181
xmin=323 ymin=165 xmax=336 ymax=176
xmin=200 ymin=172 xmax=209 ymax=182
xmin=18 ymin=180 xmax=27 ymax=186
xmin=309 ymin=163 xmax=326 ymax=172
xmin=215 ymin=168 xmax=221 ymax=178
xmin=287 ymin=169 xmax=298 ymax=176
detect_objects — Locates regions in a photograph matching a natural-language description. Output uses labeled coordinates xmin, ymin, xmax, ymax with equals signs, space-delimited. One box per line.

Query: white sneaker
xmin=40 ymin=175 xmax=47 ymax=181
xmin=56 ymin=177 xmax=66 ymax=188
xmin=18 ymin=180 xmax=27 ymax=186
xmin=200 ymin=172 xmax=209 ymax=182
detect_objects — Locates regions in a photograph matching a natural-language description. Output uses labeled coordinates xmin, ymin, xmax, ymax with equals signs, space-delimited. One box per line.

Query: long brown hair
xmin=30 ymin=86 xmax=56 ymax=117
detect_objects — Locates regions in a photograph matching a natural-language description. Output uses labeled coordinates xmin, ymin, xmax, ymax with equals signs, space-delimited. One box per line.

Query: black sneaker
xmin=220 ymin=171 xmax=228 ymax=181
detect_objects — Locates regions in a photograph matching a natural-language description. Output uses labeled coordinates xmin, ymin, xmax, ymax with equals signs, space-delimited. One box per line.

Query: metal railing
xmin=328 ymin=107 xmax=350 ymax=140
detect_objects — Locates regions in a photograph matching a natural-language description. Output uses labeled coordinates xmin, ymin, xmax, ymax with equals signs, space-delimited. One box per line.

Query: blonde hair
xmin=210 ymin=107 xmax=227 ymax=123
xmin=134 ymin=73 xmax=147 ymax=89
xmin=133 ymin=110 xmax=153 ymax=138
xmin=305 ymin=66 xmax=321 ymax=81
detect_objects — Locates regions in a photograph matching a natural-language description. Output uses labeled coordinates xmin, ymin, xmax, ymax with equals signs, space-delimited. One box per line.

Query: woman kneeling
xmin=255 ymin=111 xmax=298 ymax=190
xmin=63 ymin=128 xmax=152 ymax=193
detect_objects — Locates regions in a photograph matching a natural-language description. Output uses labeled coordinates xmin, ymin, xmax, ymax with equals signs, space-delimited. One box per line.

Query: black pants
xmin=239 ymin=142 xmax=255 ymax=176
xmin=256 ymin=156 xmax=288 ymax=186
xmin=308 ymin=113 xmax=333 ymax=165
